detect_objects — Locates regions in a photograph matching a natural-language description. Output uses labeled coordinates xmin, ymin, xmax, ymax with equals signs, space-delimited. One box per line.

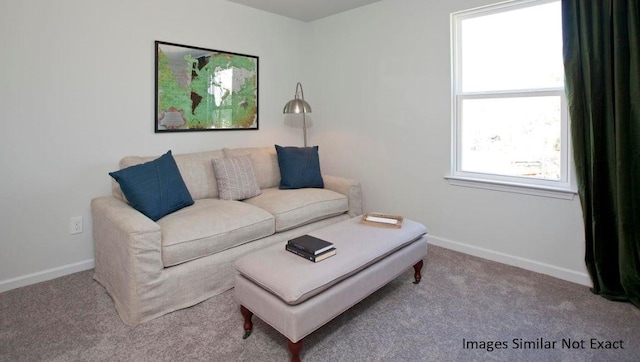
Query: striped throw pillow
xmin=212 ymin=155 xmax=261 ymax=201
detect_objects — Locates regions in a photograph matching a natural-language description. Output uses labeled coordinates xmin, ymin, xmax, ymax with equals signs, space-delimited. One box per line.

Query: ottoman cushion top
xmin=234 ymin=217 xmax=428 ymax=305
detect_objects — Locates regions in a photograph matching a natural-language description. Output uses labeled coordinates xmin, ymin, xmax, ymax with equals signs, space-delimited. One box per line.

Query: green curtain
xmin=562 ymin=0 xmax=640 ymax=308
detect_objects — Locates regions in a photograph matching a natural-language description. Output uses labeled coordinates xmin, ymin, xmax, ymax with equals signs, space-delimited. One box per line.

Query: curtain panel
xmin=562 ymin=0 xmax=640 ymax=307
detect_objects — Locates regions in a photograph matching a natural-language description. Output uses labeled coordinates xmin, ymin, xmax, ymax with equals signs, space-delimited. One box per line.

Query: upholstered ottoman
xmin=234 ymin=217 xmax=428 ymax=361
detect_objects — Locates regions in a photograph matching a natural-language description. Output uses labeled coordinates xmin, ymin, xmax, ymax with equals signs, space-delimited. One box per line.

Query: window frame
xmin=448 ymin=0 xmax=576 ymax=199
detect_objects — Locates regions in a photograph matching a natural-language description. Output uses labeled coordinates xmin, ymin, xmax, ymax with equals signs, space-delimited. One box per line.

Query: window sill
xmin=445 ymin=176 xmax=577 ymax=200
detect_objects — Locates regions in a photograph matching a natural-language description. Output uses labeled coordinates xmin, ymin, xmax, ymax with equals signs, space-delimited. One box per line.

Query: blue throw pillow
xmin=275 ymin=145 xmax=324 ymax=189
xmin=109 ymin=150 xmax=194 ymax=221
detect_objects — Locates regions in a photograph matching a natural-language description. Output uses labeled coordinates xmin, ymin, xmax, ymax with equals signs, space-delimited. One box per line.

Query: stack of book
xmin=286 ymin=235 xmax=336 ymax=262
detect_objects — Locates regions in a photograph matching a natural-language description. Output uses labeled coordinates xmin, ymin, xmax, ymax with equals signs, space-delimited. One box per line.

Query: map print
xmin=156 ymin=42 xmax=258 ymax=131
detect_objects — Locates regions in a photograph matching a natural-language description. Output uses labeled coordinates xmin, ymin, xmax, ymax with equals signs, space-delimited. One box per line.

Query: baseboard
xmin=428 ymin=235 xmax=592 ymax=287
xmin=0 ymin=259 xmax=95 ymax=293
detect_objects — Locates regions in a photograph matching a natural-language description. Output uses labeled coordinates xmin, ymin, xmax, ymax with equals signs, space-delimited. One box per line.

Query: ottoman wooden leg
xmin=240 ymin=305 xmax=253 ymax=339
xmin=413 ymin=260 xmax=424 ymax=284
xmin=287 ymin=339 xmax=303 ymax=362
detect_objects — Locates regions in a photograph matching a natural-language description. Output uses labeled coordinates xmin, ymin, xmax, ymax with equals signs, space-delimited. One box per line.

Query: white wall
xmin=308 ymin=0 xmax=589 ymax=285
xmin=0 ymin=0 xmax=590 ymax=291
xmin=0 ymin=0 xmax=308 ymax=290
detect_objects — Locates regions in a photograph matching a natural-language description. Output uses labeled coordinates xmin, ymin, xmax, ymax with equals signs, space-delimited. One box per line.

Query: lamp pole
xmin=297 ymin=83 xmax=308 ymax=147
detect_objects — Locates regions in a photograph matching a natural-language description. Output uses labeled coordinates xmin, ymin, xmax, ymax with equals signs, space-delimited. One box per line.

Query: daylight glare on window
xmin=461 ymin=1 xmax=563 ymax=92
xmin=461 ymin=96 xmax=562 ymax=179
xmin=453 ymin=0 xmax=567 ymax=186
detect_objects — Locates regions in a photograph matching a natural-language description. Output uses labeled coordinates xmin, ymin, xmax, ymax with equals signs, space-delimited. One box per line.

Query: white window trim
xmin=448 ymin=0 xmax=576 ymax=200
xmin=445 ymin=176 xmax=577 ymax=200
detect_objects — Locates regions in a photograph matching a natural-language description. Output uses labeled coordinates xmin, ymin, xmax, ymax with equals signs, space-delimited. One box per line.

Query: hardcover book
xmin=287 ymin=235 xmax=334 ymax=255
xmin=285 ymin=244 xmax=337 ymax=262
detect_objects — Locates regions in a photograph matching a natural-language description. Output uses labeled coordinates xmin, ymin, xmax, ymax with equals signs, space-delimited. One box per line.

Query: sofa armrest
xmin=323 ymin=175 xmax=363 ymax=217
xmin=91 ymin=196 xmax=163 ymax=326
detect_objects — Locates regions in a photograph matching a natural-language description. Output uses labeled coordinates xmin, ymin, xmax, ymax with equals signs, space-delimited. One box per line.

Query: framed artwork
xmin=155 ymin=41 xmax=259 ymax=132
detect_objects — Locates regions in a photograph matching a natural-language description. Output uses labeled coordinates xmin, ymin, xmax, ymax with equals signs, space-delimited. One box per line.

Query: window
xmin=449 ymin=0 xmax=574 ymax=198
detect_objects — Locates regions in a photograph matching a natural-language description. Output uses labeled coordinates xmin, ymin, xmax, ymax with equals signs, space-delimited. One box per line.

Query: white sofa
xmin=91 ymin=146 xmax=362 ymax=326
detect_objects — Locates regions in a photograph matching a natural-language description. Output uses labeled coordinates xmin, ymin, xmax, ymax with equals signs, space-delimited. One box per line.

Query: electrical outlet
xmin=70 ymin=216 xmax=83 ymax=234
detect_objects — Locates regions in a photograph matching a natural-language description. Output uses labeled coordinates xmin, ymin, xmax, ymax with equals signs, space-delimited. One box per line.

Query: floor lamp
xmin=283 ymin=82 xmax=312 ymax=147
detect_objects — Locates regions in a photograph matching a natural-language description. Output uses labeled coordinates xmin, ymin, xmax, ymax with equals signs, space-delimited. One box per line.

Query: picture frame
xmin=155 ymin=41 xmax=259 ymax=132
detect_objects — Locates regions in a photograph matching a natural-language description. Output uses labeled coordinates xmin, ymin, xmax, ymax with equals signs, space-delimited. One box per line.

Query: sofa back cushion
xmin=223 ymin=147 xmax=281 ymax=189
xmin=113 ymin=149 xmax=225 ymax=201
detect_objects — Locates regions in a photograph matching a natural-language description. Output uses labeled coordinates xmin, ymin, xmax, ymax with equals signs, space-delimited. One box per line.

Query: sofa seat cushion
xmin=243 ymin=187 xmax=348 ymax=232
xmin=158 ymin=199 xmax=275 ymax=267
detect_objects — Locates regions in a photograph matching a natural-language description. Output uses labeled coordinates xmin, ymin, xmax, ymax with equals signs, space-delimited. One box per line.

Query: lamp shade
xmin=283 ymin=98 xmax=312 ymax=114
